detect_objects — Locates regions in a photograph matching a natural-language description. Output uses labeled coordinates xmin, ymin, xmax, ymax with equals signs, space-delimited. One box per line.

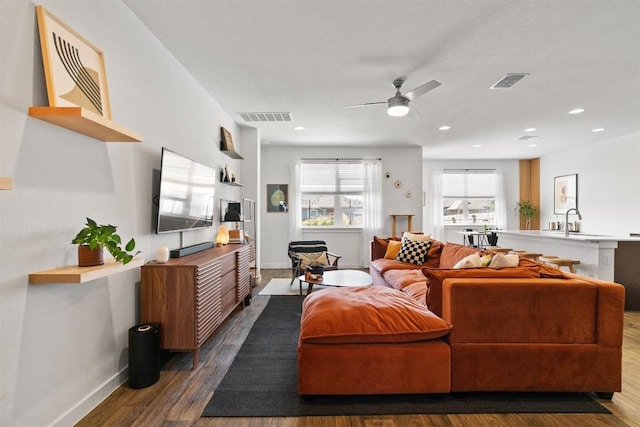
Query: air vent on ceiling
xmin=238 ymin=112 xmax=292 ymax=122
xmin=490 ymin=73 xmax=529 ymax=89
xmin=518 ymin=135 xmax=538 ymax=140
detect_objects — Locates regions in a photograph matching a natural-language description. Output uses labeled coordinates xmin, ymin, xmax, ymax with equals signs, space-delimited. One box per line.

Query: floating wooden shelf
xmin=29 ymin=258 xmax=144 ymax=284
xmin=221 ymin=181 xmax=244 ymax=187
xmin=0 ymin=177 xmax=12 ymax=190
xmin=221 ymin=149 xmax=243 ymax=159
xmin=28 ymin=106 xmax=143 ymax=142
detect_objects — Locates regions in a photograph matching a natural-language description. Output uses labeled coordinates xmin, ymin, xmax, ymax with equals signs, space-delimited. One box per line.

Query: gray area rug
xmin=202 ymin=296 xmax=611 ymax=417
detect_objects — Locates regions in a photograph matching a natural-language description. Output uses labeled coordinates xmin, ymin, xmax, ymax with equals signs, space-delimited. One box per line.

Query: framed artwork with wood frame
xmin=221 ymin=127 xmax=235 ymax=151
xmin=35 ymin=6 xmax=112 ymax=119
xmin=267 ymin=184 xmax=288 ymax=213
xmin=554 ymin=174 xmax=578 ymax=214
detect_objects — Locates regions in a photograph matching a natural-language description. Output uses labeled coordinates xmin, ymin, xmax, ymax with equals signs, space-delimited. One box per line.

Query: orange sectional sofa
xmin=297 ymin=237 xmax=625 ymax=398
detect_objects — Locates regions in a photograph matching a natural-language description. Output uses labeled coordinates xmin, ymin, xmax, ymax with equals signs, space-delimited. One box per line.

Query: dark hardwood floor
xmin=77 ymin=269 xmax=640 ymax=427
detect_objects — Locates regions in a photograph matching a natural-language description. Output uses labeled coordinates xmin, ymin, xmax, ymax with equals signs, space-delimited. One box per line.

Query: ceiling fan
xmin=345 ymin=78 xmax=441 ymax=117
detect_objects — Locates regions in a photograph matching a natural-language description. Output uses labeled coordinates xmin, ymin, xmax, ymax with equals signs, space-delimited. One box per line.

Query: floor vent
xmin=238 ymin=112 xmax=292 ymax=122
xmin=491 ymin=73 xmax=529 ymax=89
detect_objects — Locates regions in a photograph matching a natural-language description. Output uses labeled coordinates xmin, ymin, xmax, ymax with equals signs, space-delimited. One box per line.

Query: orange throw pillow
xmin=384 ymin=240 xmax=402 ymax=259
xmin=300 ymin=286 xmax=452 ymax=344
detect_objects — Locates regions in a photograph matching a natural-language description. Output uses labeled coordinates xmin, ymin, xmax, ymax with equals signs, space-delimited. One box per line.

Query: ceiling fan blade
xmin=404 ymin=80 xmax=441 ymax=101
xmin=343 ymin=101 xmax=387 ymax=109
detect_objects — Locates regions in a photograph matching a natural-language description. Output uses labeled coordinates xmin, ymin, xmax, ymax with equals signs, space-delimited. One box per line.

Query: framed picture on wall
xmin=36 ymin=6 xmax=112 ymax=119
xmin=267 ymin=184 xmax=288 ymax=213
xmin=554 ymin=174 xmax=578 ymax=214
xmin=221 ymin=127 xmax=235 ymax=152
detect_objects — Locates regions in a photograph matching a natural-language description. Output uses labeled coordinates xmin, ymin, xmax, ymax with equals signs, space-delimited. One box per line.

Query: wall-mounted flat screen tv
xmin=157 ymin=148 xmax=216 ymax=233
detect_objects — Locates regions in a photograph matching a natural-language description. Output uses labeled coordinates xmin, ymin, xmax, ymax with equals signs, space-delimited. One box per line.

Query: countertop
xmin=496 ymin=230 xmax=640 ymax=242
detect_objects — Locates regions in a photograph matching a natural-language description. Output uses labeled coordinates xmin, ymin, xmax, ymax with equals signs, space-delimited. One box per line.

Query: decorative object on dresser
xmin=140 ymin=244 xmax=252 ymax=369
xmin=71 ymin=217 xmax=139 ymax=266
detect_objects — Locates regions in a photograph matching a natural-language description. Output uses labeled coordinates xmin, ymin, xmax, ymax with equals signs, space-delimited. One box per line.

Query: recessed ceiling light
xmin=472 ymin=144 xmax=482 ymax=148
xmin=439 ymin=125 xmax=451 ymax=131
xmin=592 ymin=128 xmax=605 ymax=132
xmin=528 ymin=144 xmax=538 ymax=147
xmin=569 ymin=108 xmax=585 ymax=114
xmin=294 ymin=126 xmax=305 ymax=131
xmin=524 ymin=128 xmax=536 ymax=132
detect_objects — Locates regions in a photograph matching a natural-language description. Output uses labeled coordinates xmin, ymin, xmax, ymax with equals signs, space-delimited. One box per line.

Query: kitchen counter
xmin=497 ymin=229 xmax=640 ymax=242
xmin=496 ymin=230 xmax=640 ymax=310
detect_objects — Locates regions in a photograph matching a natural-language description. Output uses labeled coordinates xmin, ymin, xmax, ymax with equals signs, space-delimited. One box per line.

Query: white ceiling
xmin=123 ymin=0 xmax=640 ymax=159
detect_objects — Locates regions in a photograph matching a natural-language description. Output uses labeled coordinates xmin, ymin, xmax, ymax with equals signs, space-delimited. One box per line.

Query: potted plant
xmin=72 ymin=217 xmax=140 ymax=266
xmin=515 ymin=200 xmax=539 ymax=230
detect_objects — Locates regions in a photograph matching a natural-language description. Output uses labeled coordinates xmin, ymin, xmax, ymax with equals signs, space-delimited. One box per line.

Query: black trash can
xmin=128 ymin=323 xmax=160 ymax=389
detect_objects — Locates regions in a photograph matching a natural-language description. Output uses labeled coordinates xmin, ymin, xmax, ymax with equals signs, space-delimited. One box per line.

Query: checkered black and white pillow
xmin=395 ymin=239 xmax=432 ymax=265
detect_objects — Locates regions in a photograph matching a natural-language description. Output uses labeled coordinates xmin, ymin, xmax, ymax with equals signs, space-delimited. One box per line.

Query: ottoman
xmin=297 ymin=286 xmax=452 ymax=395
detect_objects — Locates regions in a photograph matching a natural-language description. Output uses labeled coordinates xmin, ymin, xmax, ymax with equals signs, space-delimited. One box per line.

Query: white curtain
xmin=430 ymin=170 xmax=444 ymax=241
xmin=288 ymin=161 xmax=302 ymax=241
xmin=361 ymin=159 xmax=382 ymax=266
xmin=495 ymin=171 xmax=508 ymax=230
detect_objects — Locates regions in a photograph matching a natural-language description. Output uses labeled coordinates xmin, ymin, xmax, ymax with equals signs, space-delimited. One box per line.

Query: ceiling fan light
xmin=387 ymin=96 xmax=410 ymax=117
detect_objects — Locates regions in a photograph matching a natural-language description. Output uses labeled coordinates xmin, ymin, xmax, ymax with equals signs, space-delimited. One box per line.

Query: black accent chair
xmin=288 ymin=240 xmax=341 ymax=294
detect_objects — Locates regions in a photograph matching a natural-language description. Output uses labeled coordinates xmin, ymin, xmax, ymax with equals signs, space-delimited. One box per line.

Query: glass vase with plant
xmin=515 ymin=200 xmax=539 ymax=230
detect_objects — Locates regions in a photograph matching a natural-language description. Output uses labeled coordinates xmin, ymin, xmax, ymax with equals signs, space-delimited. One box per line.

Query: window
xmin=441 ymin=170 xmax=497 ymax=226
xmin=299 ymin=161 xmax=364 ymax=227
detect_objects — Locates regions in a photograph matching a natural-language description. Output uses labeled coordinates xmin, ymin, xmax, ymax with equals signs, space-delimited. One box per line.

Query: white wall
xmin=422 ymin=159 xmax=520 ymax=244
xmin=0 ymin=1 xmax=250 ymax=425
xmin=260 ymin=145 xmax=423 ymax=268
xmin=539 ymin=133 xmax=640 ymax=235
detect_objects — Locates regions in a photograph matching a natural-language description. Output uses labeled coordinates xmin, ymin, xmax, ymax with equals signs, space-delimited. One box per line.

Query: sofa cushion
xmin=372 ymin=236 xmax=401 ymax=260
xmin=396 ymin=239 xmax=432 ymax=265
xmin=384 ymin=240 xmax=403 ymax=259
xmin=439 ymin=242 xmax=482 ymax=268
xmin=403 ymin=282 xmax=428 ymax=304
xmin=383 ymin=268 xmax=426 ymax=290
xmin=372 ymin=258 xmax=426 ymax=275
xmin=518 ymin=257 xmax=572 ymax=278
xmin=300 ymin=286 xmax=452 ymax=344
xmin=422 ymin=266 xmax=541 ymax=317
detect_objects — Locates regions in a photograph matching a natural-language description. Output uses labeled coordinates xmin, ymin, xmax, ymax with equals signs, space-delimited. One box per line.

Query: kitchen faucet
xmin=565 ymin=208 xmax=583 ymax=237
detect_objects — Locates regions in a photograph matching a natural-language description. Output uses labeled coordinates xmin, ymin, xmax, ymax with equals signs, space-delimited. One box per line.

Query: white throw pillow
xmin=402 ymin=231 xmax=431 ymax=242
xmin=489 ymin=253 xmax=520 ymax=269
xmin=453 ymin=253 xmax=483 ymax=269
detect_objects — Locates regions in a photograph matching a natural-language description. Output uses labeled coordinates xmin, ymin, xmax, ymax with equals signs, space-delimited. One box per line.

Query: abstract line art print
xmin=36 ymin=6 xmax=111 ymax=119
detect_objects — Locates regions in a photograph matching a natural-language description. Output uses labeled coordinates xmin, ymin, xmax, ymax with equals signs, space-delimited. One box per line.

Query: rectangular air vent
xmin=518 ymin=135 xmax=538 ymax=140
xmin=238 ymin=112 xmax=292 ymax=122
xmin=490 ymin=73 xmax=529 ymax=89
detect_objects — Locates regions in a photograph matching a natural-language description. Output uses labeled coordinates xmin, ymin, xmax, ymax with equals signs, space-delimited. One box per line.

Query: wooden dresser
xmin=140 ymin=244 xmax=252 ymax=368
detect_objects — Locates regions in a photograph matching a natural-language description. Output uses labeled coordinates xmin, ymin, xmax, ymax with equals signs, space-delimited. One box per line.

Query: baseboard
xmin=52 ymin=367 xmax=128 ymax=427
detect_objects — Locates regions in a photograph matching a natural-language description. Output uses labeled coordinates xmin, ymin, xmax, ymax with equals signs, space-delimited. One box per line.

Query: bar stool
xmin=539 ymin=256 xmax=581 ymax=273
xmin=510 ymin=251 xmax=542 ymax=261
